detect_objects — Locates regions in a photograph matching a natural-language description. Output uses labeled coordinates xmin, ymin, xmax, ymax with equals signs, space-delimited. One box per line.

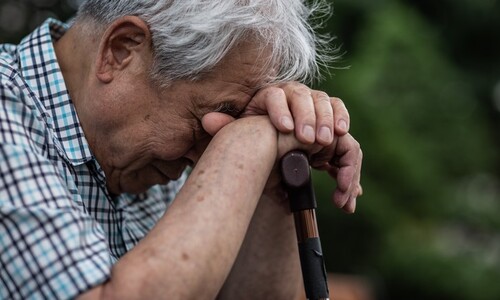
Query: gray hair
xmin=76 ymin=0 xmax=336 ymax=86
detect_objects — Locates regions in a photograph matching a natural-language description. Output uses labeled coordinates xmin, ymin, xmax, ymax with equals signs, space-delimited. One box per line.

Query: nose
xmin=172 ymin=162 xmax=189 ymax=179
xmin=183 ymin=147 xmax=201 ymax=166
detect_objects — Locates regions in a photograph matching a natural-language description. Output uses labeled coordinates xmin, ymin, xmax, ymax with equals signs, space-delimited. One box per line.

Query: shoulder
xmin=0 ymin=42 xmax=17 ymax=63
xmin=0 ymin=43 xmax=19 ymax=81
xmin=0 ymin=57 xmax=51 ymax=154
xmin=1 ymin=44 xmax=29 ymax=107
xmin=0 ymin=82 xmax=49 ymax=152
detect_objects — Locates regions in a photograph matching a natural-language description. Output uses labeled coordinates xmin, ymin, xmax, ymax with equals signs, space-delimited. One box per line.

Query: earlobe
xmin=95 ymin=16 xmax=151 ymax=83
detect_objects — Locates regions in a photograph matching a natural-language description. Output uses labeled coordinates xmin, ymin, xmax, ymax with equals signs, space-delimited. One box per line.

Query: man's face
xmin=93 ymin=42 xmax=268 ymax=195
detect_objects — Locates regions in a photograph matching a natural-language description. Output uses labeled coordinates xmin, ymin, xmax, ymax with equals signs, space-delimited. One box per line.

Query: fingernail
xmin=303 ymin=125 xmax=315 ymax=143
xmin=338 ymin=120 xmax=348 ymax=131
xmin=318 ymin=126 xmax=332 ymax=143
xmin=281 ymin=116 xmax=294 ymax=130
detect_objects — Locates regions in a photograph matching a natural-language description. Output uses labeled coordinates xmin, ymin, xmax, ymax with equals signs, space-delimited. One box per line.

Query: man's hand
xmin=275 ymin=130 xmax=362 ymax=213
xmin=243 ymin=82 xmax=350 ymax=145
xmin=244 ymin=82 xmax=362 ymax=212
xmin=202 ymin=82 xmax=362 ymax=213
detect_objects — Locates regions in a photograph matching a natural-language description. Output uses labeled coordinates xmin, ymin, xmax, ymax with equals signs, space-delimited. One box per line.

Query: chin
xmin=122 ymin=184 xmax=151 ymax=195
xmin=106 ymin=181 xmax=148 ymax=195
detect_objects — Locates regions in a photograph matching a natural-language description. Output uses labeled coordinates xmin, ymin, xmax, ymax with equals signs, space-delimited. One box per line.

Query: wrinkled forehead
xmin=180 ymin=44 xmax=276 ymax=118
xmin=209 ymin=39 xmax=276 ymax=88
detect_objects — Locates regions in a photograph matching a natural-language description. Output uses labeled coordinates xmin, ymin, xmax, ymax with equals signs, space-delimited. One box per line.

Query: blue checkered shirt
xmin=0 ymin=19 xmax=187 ymax=299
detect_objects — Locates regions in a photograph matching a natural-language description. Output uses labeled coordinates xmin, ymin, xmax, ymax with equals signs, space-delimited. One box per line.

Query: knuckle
xmin=321 ymin=112 xmax=333 ymax=120
xmin=340 ymin=108 xmax=350 ymax=120
xmin=319 ymin=109 xmax=333 ymax=122
xmin=333 ymin=97 xmax=348 ymax=109
xmin=331 ymin=97 xmax=343 ymax=103
xmin=333 ymin=98 xmax=349 ymax=116
xmin=315 ymin=91 xmax=331 ymax=103
xmin=291 ymin=86 xmax=312 ymax=99
xmin=351 ymin=139 xmax=361 ymax=150
xmin=260 ymin=86 xmax=286 ymax=100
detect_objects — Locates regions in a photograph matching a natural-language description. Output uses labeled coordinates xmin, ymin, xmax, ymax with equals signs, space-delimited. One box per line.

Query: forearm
xmin=217 ymin=186 xmax=303 ymax=299
xmin=79 ymin=117 xmax=278 ymax=299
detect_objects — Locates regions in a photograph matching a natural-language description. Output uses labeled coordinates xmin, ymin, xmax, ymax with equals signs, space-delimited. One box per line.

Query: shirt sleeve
xmin=1 ymin=81 xmax=111 ymax=299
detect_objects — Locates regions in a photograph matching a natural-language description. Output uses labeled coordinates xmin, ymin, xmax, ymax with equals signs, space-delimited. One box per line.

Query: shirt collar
xmin=18 ymin=18 xmax=94 ymax=165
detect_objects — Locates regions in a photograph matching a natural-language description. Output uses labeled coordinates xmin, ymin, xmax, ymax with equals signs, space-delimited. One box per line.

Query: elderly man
xmin=0 ymin=0 xmax=362 ymax=299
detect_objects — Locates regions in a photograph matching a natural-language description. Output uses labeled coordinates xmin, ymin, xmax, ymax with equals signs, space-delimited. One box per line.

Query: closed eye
xmin=214 ymin=101 xmax=243 ymax=118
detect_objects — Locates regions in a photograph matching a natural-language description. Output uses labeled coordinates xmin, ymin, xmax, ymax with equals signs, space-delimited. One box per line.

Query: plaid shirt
xmin=0 ymin=19 xmax=186 ymax=299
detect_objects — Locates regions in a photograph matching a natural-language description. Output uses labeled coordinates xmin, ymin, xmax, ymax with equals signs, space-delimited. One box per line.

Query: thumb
xmin=201 ymin=112 xmax=236 ymax=136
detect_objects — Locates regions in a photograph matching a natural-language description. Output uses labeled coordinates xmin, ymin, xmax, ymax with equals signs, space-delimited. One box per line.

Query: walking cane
xmin=281 ymin=150 xmax=330 ymax=300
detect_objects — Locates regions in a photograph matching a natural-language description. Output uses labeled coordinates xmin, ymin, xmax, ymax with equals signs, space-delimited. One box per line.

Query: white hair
xmin=76 ymin=0 xmax=337 ymax=86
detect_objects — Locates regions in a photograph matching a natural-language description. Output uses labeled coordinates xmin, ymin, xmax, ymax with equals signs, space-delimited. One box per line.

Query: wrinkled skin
xmin=54 ymin=15 xmax=363 ymax=300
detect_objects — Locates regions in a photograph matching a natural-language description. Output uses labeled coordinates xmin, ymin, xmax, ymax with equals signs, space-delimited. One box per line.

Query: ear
xmin=95 ymin=16 xmax=151 ymax=83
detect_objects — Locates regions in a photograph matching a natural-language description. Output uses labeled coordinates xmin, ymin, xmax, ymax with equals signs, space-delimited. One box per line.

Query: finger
xmin=329 ymin=134 xmax=361 ymax=209
xmin=333 ymin=134 xmax=360 ymax=193
xmin=349 ymin=148 xmax=363 ymax=197
xmin=309 ymin=137 xmax=337 ymax=169
xmin=312 ymin=91 xmax=334 ymax=145
xmin=333 ymin=186 xmax=358 ymax=213
xmin=343 ymin=149 xmax=363 ymax=213
xmin=201 ymin=112 xmax=236 ymax=136
xmin=342 ymin=190 xmax=359 ymax=214
xmin=332 ymin=97 xmax=350 ymax=136
xmin=248 ymin=87 xmax=294 ymax=132
xmin=343 ymin=196 xmax=357 ymax=214
xmin=281 ymin=84 xmax=316 ymax=144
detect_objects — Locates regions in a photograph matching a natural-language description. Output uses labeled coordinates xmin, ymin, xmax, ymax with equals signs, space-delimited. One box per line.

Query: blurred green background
xmin=314 ymin=1 xmax=500 ymax=300
xmin=1 ymin=0 xmax=499 ymax=299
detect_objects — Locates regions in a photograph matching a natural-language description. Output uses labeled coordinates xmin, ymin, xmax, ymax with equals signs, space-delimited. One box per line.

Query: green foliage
xmin=314 ymin=1 xmax=500 ymax=299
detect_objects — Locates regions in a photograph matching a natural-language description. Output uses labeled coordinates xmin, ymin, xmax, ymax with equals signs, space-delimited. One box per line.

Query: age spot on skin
xmin=237 ymin=163 xmax=244 ymax=170
xmin=182 ymin=253 xmax=189 ymax=261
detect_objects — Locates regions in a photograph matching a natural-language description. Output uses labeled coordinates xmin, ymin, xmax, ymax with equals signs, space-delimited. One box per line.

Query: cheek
xmin=149 ymin=125 xmax=196 ymax=160
xmin=147 ymin=102 xmax=202 ymax=160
